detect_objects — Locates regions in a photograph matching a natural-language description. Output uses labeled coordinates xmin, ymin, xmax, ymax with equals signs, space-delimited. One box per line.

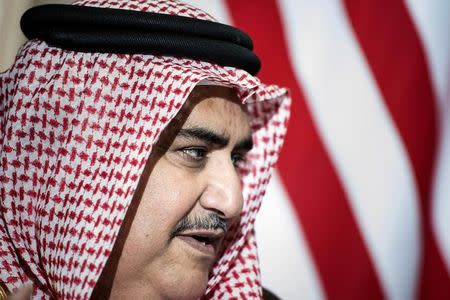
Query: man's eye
xmin=231 ymin=152 xmax=245 ymax=168
xmin=180 ymin=147 xmax=207 ymax=161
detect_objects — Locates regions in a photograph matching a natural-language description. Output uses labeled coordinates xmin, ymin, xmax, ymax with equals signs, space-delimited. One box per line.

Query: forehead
xmin=182 ymin=86 xmax=251 ymax=136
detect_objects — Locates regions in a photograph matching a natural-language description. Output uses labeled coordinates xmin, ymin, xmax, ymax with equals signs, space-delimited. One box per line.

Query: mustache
xmin=170 ymin=214 xmax=227 ymax=238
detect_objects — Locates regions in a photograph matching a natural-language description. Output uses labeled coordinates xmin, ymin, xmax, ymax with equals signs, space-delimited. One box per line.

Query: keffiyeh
xmin=0 ymin=0 xmax=290 ymax=298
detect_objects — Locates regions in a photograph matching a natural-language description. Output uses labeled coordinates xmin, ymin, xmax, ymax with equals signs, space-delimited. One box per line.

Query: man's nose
xmin=199 ymin=157 xmax=244 ymax=219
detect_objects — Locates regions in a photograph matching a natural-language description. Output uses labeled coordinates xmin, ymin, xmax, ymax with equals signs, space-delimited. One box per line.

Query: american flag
xmin=183 ymin=1 xmax=450 ymax=299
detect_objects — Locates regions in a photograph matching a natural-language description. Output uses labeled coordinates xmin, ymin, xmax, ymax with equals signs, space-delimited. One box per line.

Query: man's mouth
xmin=175 ymin=231 xmax=224 ymax=256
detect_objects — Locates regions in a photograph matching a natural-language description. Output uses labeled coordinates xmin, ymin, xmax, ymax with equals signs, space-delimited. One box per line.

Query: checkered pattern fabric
xmin=0 ymin=0 xmax=291 ymax=298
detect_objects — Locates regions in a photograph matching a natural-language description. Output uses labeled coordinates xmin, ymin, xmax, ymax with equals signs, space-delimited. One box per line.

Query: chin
xmin=106 ymin=240 xmax=215 ymax=299
xmin=187 ymin=267 xmax=214 ymax=297
xmin=173 ymin=284 xmax=208 ymax=300
xmin=107 ymin=269 xmax=209 ymax=300
xmin=166 ymin=269 xmax=210 ymax=300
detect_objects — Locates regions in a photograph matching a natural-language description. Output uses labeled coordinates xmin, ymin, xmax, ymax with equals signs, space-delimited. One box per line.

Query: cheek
xmin=111 ymin=159 xmax=203 ymax=286
xmin=126 ymin=159 xmax=199 ymax=250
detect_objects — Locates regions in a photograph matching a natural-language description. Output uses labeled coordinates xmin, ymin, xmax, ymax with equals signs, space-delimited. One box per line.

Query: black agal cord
xmin=21 ymin=4 xmax=261 ymax=75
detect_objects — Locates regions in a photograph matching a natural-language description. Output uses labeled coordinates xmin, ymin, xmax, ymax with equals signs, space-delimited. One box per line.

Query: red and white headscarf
xmin=0 ymin=0 xmax=290 ymax=298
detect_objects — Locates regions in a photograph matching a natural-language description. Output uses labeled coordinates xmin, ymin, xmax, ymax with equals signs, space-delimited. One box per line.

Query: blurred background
xmin=1 ymin=1 xmax=449 ymax=299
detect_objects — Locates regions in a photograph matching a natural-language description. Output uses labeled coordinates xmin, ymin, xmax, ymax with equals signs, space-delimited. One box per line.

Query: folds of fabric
xmin=0 ymin=1 xmax=290 ymax=298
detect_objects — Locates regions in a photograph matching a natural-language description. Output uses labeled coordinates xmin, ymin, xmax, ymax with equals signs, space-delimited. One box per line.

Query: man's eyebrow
xmin=177 ymin=127 xmax=253 ymax=151
xmin=177 ymin=127 xmax=229 ymax=147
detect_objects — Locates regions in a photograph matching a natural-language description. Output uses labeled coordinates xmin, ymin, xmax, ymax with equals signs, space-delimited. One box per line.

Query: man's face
xmin=101 ymin=86 xmax=252 ymax=299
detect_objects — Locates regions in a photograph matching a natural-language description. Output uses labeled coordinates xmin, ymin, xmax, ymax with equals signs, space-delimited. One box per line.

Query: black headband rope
xmin=20 ymin=4 xmax=261 ymax=75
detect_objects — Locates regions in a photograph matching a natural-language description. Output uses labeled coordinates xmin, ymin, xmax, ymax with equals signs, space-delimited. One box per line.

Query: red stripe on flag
xmin=343 ymin=1 xmax=450 ymax=299
xmin=225 ymin=1 xmax=385 ymax=299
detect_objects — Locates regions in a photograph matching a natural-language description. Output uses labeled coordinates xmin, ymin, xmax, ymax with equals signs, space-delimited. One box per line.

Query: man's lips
xmin=175 ymin=230 xmax=225 ymax=256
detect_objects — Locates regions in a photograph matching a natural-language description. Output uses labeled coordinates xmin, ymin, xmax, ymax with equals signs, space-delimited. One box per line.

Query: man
xmin=0 ymin=0 xmax=290 ymax=299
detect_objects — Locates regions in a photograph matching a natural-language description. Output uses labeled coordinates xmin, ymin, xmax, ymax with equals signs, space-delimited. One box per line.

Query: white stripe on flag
xmin=277 ymin=0 xmax=422 ymax=299
xmin=404 ymin=0 xmax=450 ymax=117
xmin=432 ymin=97 xmax=450 ymax=274
xmin=255 ymin=171 xmax=325 ymax=300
